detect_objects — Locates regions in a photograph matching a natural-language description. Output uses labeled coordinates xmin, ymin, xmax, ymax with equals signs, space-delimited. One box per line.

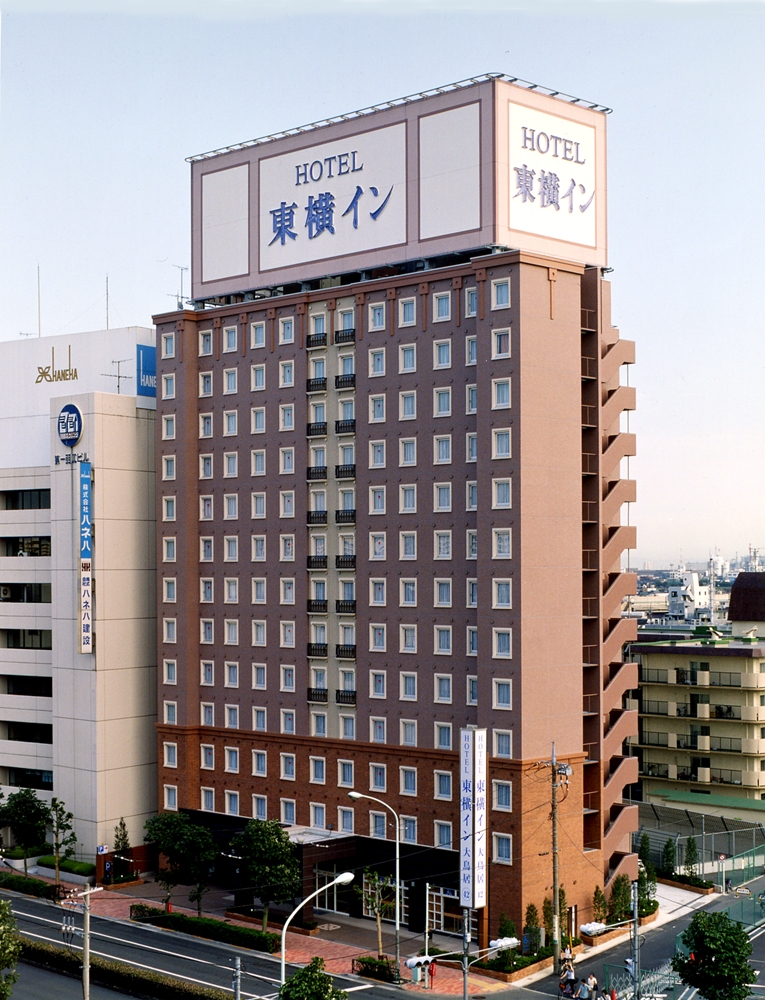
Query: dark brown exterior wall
xmin=153 ymin=248 xmax=637 ymax=941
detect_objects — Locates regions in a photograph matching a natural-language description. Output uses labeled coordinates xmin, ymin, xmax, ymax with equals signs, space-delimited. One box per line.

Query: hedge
xmin=20 ymin=937 xmax=231 ymax=1000
xmin=0 ymin=872 xmax=57 ymax=899
xmin=2 ymin=844 xmax=51 ymax=861
xmin=37 ymin=856 xmax=96 ymax=878
xmin=130 ymin=904 xmax=279 ymax=953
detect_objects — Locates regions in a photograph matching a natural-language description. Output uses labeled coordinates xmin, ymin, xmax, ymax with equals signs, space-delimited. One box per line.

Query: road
xmin=5 ymin=890 xmax=396 ymax=1000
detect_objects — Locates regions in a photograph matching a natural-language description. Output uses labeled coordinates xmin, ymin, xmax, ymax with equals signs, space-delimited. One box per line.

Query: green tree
xmin=0 ymin=899 xmax=21 ymax=999
xmin=0 ymin=789 xmax=49 ymax=875
xmin=559 ymin=885 xmax=568 ymax=939
xmin=279 ymin=956 xmax=347 ymax=1000
xmin=608 ymin=874 xmax=632 ymax=923
xmin=672 ymin=910 xmax=755 ymax=1000
xmin=524 ymin=902 xmax=541 ymax=954
xmin=592 ymin=885 xmax=608 ymax=923
xmin=184 ymin=824 xmax=218 ymax=918
xmin=144 ymin=812 xmax=190 ymax=911
xmin=114 ymin=817 xmax=130 ymax=853
xmin=638 ymin=832 xmax=653 ymax=872
xmin=497 ymin=912 xmax=516 ymax=939
xmin=684 ymin=836 xmax=699 ymax=880
xmin=49 ymin=797 xmax=77 ymax=891
xmin=354 ymin=869 xmax=395 ymax=958
xmin=542 ymin=896 xmax=553 ymax=939
xmin=661 ymin=838 xmax=676 ymax=878
xmin=231 ymin=819 xmax=302 ymax=932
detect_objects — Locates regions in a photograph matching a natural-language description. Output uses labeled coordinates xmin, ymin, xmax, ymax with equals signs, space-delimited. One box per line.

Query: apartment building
xmin=633 ymin=573 xmax=765 ymax=821
xmin=0 ymin=328 xmax=157 ymax=854
xmin=155 ymin=74 xmax=637 ymax=938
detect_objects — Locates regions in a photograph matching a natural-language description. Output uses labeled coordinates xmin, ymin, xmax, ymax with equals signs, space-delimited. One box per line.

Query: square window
xmin=493 ymin=429 xmax=511 ymax=459
xmin=251 ymin=321 xmax=265 ymax=348
xmin=434 ymin=531 xmax=452 ymax=559
xmin=200 ymin=660 xmax=214 ymax=685
xmin=164 ymin=701 xmax=177 ymax=724
xmin=435 ymin=771 xmax=452 ymax=800
xmin=493 ymin=328 xmax=511 ymax=358
xmin=252 ymin=620 xmax=267 ymax=645
xmin=281 ymin=799 xmax=295 ymax=824
xmin=435 ymin=436 xmax=452 ymax=464
xmin=495 ymin=730 xmax=513 ymax=758
xmin=494 ymin=629 xmax=513 ymax=658
xmin=281 ymin=709 xmax=295 ymax=734
xmin=400 ymin=673 xmax=417 ymax=700
xmin=163 ymin=537 xmax=176 ymax=562
xmin=493 ymin=529 xmax=512 ymax=558
xmin=466 ymin=384 xmax=477 ymax=414
xmin=399 ymin=299 xmax=416 ymax=328
xmin=433 ymin=293 xmax=451 ymax=323
xmin=279 ymin=362 xmax=294 ymax=388
xmin=224 ymin=536 xmax=238 ymax=561
xmin=199 ymin=330 xmax=213 ymax=356
xmin=371 ymin=718 xmax=386 ymax=743
xmin=401 ymin=767 xmax=417 ymax=795
xmin=223 ymin=326 xmax=237 ymax=352
xmin=434 ymin=341 xmax=451 ymax=371
xmin=494 ymin=479 xmax=512 ymax=508
xmin=370 ymin=395 xmax=385 ymax=423
xmin=493 ymin=833 xmax=512 ymax=864
xmin=467 ymin=676 xmax=478 ymax=704
xmin=162 ymin=375 xmax=175 ymax=400
xmin=163 ymin=742 xmax=177 ymax=768
xmin=161 ymin=332 xmax=175 ymax=358
xmin=200 ymin=787 xmax=214 ymax=811
xmin=225 ymin=747 xmax=239 ymax=773
xmin=200 ymin=744 xmax=214 ymax=769
xmin=370 ymin=441 xmax=386 ymax=468
xmin=163 ymin=659 xmax=177 ymax=685
xmin=494 ymin=679 xmax=513 ymax=708
xmin=199 ymin=455 xmax=213 ymax=479
xmin=280 ymin=448 xmax=295 ymax=474
xmin=434 ymin=388 xmax=451 ymax=417
xmin=400 ymin=579 xmax=417 ymax=607
xmin=370 ymin=579 xmax=386 ymax=606
xmin=369 ymin=303 xmax=385 ymax=330
xmin=435 ymin=821 xmax=452 ymax=848
xmin=310 ymin=757 xmax=326 ymax=784
xmin=435 ymin=626 xmax=452 ymax=655
xmin=252 ymin=578 xmax=266 ymax=604
xmin=252 ymin=536 xmax=266 ymax=561
xmin=224 ymin=452 xmax=238 ymax=477
xmin=465 ymin=287 xmax=477 ymax=318
xmin=162 ymin=416 xmax=175 ymax=440
xmin=493 ymin=379 xmax=511 ymax=409
xmin=281 ymin=622 xmax=295 ymax=648
xmin=164 ymin=786 xmax=177 ymax=810
xmin=339 ymin=807 xmax=354 ymax=833
xmin=251 ymin=364 xmax=265 ymax=391
xmin=467 ymin=626 xmax=478 ymax=656
xmin=370 ymin=626 xmax=387 ymax=652
xmin=399 ymin=392 xmax=416 ymax=421
xmin=199 ymin=413 xmax=213 ymax=438
xmin=281 ymin=753 xmax=296 ymax=779
xmin=252 ymin=663 xmax=266 ymax=689
xmin=399 ymin=345 xmax=416 ymax=375
xmin=435 ymin=675 xmax=452 ymax=703
xmin=370 ymin=533 xmax=386 ymax=560
xmin=401 ymin=720 xmax=417 ymax=746
xmin=466 ymin=336 xmax=477 ymax=365
xmin=310 ymin=803 xmax=326 ymax=830
xmin=400 ymin=532 xmax=417 ymax=560
xmin=370 ymin=762 xmax=386 ymax=790
xmin=223 ymin=369 xmax=237 ymax=394
xmin=224 ymin=619 xmax=239 ymax=644
xmin=224 ymin=661 xmax=239 ymax=687
xmin=369 ymin=349 xmax=385 ymax=377
xmin=435 ymin=579 xmax=452 ymax=607
xmin=493 ymin=781 xmax=512 ymax=812
xmin=201 ymin=702 xmax=214 ymax=726
xmin=492 ymin=279 xmax=510 ymax=309
xmin=199 ymin=373 xmax=213 ymax=397
xmin=253 ymin=707 xmax=267 ymax=730
xmin=281 ymin=535 xmax=295 ymax=561
xmin=251 ymin=450 xmax=266 ymax=476
xmin=370 ymin=670 xmax=386 ymax=697
xmin=279 ymin=317 xmax=294 ymax=344
xmin=199 ymin=619 xmax=213 ymax=644
xmin=435 ymin=723 xmax=452 ymax=750
xmin=224 ymin=494 xmax=238 ymax=520
xmin=434 ymin=483 xmax=451 ymax=512
xmin=494 ymin=579 xmax=512 ymax=608
xmin=226 ymin=705 xmax=239 ymax=729
xmin=370 ymin=486 xmax=386 ymax=515
xmin=253 ymin=795 xmax=267 ymax=820
xmin=400 ymin=485 xmax=416 ymax=514
xmin=400 ymin=625 xmax=417 ymax=653
xmin=400 ymin=438 xmax=416 ymax=466
xmin=251 ymin=407 xmax=266 ymax=434
xmin=338 ymin=760 xmax=354 ymax=787
xmin=313 ymin=713 xmax=327 ymax=737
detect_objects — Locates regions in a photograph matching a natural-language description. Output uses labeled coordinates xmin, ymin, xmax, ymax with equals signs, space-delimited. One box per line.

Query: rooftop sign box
xmin=189 ymin=74 xmax=609 ymax=299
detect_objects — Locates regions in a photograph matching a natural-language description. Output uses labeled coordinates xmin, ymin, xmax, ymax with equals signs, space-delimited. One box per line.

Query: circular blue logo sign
xmin=57 ymin=404 xmax=83 ymax=447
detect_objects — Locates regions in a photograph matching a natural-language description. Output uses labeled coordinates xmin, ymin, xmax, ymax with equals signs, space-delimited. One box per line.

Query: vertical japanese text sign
xmin=79 ymin=463 xmax=93 ymax=654
xmin=460 ymin=728 xmax=487 ymax=910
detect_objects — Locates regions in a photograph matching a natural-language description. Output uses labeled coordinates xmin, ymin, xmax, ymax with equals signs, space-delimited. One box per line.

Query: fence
xmin=604 ymin=959 xmax=682 ymax=999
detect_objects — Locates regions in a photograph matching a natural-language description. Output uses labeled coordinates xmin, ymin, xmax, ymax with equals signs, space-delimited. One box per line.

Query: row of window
xmin=163 ymin=660 xmax=485 ymax=706
xmin=162 ymin=527 xmax=511 ymax=564
xmin=163 ymin=575 xmax=512 ymax=610
xmin=162 ymin=616 xmax=512 ymax=659
xmin=159 ymin=282 xmax=512 ymax=361
xmin=161 ymin=783 xmax=513 ymax=862
xmin=163 ymin=482 xmax=510 ymax=525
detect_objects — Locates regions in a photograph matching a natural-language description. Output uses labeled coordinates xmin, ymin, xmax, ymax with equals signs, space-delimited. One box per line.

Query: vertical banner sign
xmin=79 ymin=463 xmax=93 ymax=653
xmin=460 ymin=728 xmax=488 ymax=910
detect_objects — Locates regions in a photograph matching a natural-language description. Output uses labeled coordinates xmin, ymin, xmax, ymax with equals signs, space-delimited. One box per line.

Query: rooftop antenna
xmin=101 ymin=358 xmax=133 ymax=394
xmin=173 ymin=265 xmax=188 ymax=310
xmin=37 ymin=265 xmax=41 ymax=338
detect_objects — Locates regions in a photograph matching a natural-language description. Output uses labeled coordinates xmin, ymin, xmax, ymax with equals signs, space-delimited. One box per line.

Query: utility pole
xmin=631 ymin=879 xmax=641 ymax=1000
xmin=79 ymin=885 xmax=103 ymax=1000
xmin=539 ymin=742 xmax=572 ymax=976
xmin=233 ymin=955 xmax=241 ymax=1000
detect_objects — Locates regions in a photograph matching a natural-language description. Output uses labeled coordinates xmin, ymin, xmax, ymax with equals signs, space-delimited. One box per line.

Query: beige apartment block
xmin=0 ymin=328 xmax=157 ymax=857
xmin=632 ymin=573 xmax=765 ymax=821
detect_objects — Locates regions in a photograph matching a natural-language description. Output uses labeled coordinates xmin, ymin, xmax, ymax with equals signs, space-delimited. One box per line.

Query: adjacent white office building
xmin=0 ymin=328 xmax=157 ymax=855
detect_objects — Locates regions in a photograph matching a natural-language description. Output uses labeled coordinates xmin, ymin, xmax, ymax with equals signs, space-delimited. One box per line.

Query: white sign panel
xmin=460 ymin=728 xmax=487 ymax=910
xmin=508 ymin=103 xmax=596 ymax=248
xmin=259 ymin=123 xmax=407 ymax=272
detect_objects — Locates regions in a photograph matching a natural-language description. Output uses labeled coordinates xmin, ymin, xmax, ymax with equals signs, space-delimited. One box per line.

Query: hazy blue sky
xmin=1 ymin=0 xmax=763 ymax=566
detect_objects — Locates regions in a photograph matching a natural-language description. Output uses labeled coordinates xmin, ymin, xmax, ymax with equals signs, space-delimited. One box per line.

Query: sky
xmin=0 ymin=0 xmax=763 ymax=566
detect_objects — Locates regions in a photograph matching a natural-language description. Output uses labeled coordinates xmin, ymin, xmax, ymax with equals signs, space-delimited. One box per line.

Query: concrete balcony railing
xmin=601 ymin=384 xmax=636 ymax=433
xmin=600 ymin=338 xmax=635 ymax=384
xmin=602 ymin=525 xmax=637 ymax=576
xmin=603 ymin=708 xmax=638 ymax=759
xmin=602 ymin=755 xmax=639 ymax=812
xmin=602 ymin=572 xmax=637 ymax=623
xmin=601 ymin=478 xmax=637 ymax=526
xmin=601 ymin=432 xmax=637 ymax=482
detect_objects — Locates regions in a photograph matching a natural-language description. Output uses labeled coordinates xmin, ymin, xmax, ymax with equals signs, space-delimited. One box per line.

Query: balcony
xmin=642 ymin=700 xmax=668 ymax=716
xmin=710 ymin=671 xmax=742 ymax=688
xmin=675 ymin=668 xmax=698 ymax=686
xmin=336 ymin=555 xmax=356 ymax=569
xmin=307 ymin=511 xmax=328 ymax=525
xmin=641 ymin=763 xmax=669 ymax=779
xmin=307 ymin=687 xmax=329 ymax=703
xmin=336 ymin=600 xmax=356 ymax=614
xmin=306 ymin=377 xmax=328 ymax=393
xmin=307 ymin=422 xmax=328 ymax=437
xmin=641 ymin=731 xmax=669 ymax=747
xmin=307 ymin=600 xmax=328 ymax=613
xmin=307 ymin=556 xmax=327 ymax=570
xmin=336 ymin=644 xmax=356 ymax=659
xmin=336 ymin=509 xmax=356 ymax=524
xmin=713 ymin=704 xmax=742 ymax=720
xmin=307 ymin=643 xmax=328 ymax=658
xmin=710 ymin=767 xmax=743 ymax=786
xmin=640 ymin=668 xmax=668 ymax=684
xmin=335 ymin=464 xmax=356 ymax=479
xmin=335 ymin=419 xmax=356 ymax=434
xmin=335 ymin=373 xmax=356 ymax=389
xmin=582 ymin=452 xmax=598 ymax=475
xmin=307 ymin=466 xmax=328 ymax=481
xmin=306 ymin=332 xmax=327 ymax=348
xmin=676 ymin=733 xmax=698 ymax=750
xmin=335 ymin=328 xmax=356 ymax=344
xmin=336 ymin=689 xmax=357 ymax=706
xmin=675 ymin=703 xmax=695 ymax=718
xmin=711 ymin=736 xmax=742 ymax=753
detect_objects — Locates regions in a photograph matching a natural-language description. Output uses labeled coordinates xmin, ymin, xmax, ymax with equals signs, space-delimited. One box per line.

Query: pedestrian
xmin=587 ymin=972 xmax=598 ymax=993
xmin=563 ymin=943 xmax=573 ymax=961
xmin=576 ymin=979 xmax=590 ymax=999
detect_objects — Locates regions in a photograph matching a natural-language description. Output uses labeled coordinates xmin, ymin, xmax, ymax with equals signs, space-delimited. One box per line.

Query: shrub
xmin=1 ymin=844 xmax=50 ymax=861
xmin=524 ymin=902 xmax=541 ymax=954
xmin=593 ymin=886 xmax=608 ymax=923
xmin=20 ymin=937 xmax=231 ymax=999
xmin=353 ymin=956 xmax=395 ymax=981
xmin=130 ymin=905 xmax=279 ymax=953
xmin=498 ymin=912 xmax=516 ymax=938
xmin=37 ymin=856 xmax=96 ymax=878
xmin=0 ymin=873 xmax=56 ymax=899
xmin=661 ymin=838 xmax=676 ymax=878
xmin=608 ymin=874 xmax=632 ymax=923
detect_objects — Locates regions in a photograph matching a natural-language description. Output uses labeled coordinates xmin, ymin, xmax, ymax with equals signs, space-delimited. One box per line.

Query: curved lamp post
xmin=348 ymin=790 xmax=401 ymax=984
xmin=280 ymin=870 xmax=355 ymax=985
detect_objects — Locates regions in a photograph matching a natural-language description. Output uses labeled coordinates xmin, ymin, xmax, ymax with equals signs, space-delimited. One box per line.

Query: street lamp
xmin=280 ymin=870 xmax=355 ymax=986
xmin=348 ymin=790 xmax=401 ymax=984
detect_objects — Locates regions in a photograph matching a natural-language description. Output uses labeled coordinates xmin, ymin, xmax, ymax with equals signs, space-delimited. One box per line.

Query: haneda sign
xmin=460 ymin=728 xmax=487 ymax=910
xmin=79 ymin=463 xmax=93 ymax=654
xmin=259 ymin=123 xmax=407 ymax=272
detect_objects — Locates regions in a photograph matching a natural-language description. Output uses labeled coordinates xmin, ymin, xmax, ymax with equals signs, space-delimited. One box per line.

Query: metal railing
xmin=306 ymin=377 xmax=327 ymax=392
xmin=335 ymin=464 xmax=356 ymax=479
xmin=307 ymin=422 xmax=328 ymax=436
xmin=335 ymin=329 xmax=356 ymax=344
xmin=306 ymin=333 xmax=327 ymax=348
xmin=335 ymin=374 xmax=356 ymax=389
xmin=307 ymin=556 xmax=327 ymax=569
xmin=307 ymin=466 xmax=328 ymax=480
